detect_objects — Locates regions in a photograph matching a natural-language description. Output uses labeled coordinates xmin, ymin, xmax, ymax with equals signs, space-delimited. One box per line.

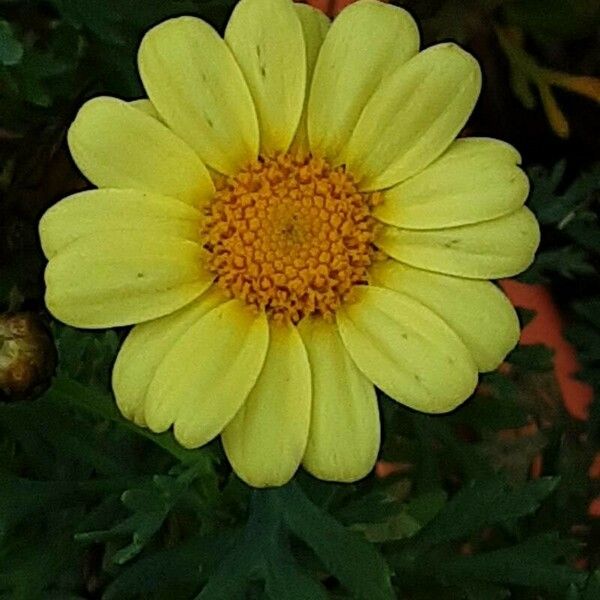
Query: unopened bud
xmin=0 ymin=312 xmax=55 ymax=396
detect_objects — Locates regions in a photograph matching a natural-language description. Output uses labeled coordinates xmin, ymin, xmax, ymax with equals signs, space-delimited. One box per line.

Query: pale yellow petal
xmin=374 ymin=138 xmax=530 ymax=229
xmin=39 ymin=189 xmax=201 ymax=259
xmin=112 ymin=286 xmax=226 ymax=427
xmin=222 ymin=322 xmax=311 ymax=487
xmin=45 ymin=231 xmax=212 ymax=328
xmin=225 ymin=0 xmax=305 ymax=154
xmin=337 ymin=286 xmax=478 ymax=413
xmin=308 ymin=0 xmax=419 ymax=163
xmin=370 ymin=261 xmax=519 ymax=372
xmin=129 ymin=98 xmax=161 ymax=120
xmin=139 ymin=17 xmax=259 ymax=175
xmin=290 ymin=4 xmax=330 ymax=156
xmin=67 ymin=96 xmax=213 ymax=206
xmin=144 ymin=300 xmax=269 ymax=448
xmin=298 ymin=317 xmax=379 ymax=482
xmin=376 ymin=207 xmax=540 ymax=279
xmin=345 ymin=43 xmax=482 ymax=191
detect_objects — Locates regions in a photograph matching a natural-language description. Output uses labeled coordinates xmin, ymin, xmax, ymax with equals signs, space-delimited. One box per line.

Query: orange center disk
xmin=202 ymin=152 xmax=382 ymax=323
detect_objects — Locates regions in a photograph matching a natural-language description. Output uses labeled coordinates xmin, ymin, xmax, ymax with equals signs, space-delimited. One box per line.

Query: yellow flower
xmin=39 ymin=0 xmax=539 ymax=487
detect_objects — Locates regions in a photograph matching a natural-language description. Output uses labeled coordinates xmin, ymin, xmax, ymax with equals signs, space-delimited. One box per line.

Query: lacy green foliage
xmin=570 ymin=299 xmax=600 ymax=440
xmin=1 ymin=0 xmax=600 ymax=598
xmin=0 ymin=0 xmax=236 ymax=129
xmin=522 ymin=161 xmax=600 ymax=284
xmin=1 ymin=324 xmax=598 ymax=598
xmin=390 ymin=481 xmax=586 ymax=595
xmin=522 ymin=161 xmax=600 ymax=443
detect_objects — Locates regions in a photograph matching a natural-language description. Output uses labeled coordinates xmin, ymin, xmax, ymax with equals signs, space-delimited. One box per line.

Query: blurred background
xmin=0 ymin=1 xmax=599 ymax=598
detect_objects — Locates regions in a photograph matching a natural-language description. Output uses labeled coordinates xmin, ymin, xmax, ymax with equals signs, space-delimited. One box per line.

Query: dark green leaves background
xmin=1 ymin=0 xmax=599 ymax=598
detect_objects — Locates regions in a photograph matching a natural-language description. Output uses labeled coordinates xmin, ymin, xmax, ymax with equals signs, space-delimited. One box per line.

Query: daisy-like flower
xmin=39 ymin=0 xmax=539 ymax=487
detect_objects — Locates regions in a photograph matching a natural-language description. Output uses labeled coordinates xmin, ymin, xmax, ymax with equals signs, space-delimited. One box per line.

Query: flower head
xmin=39 ymin=0 xmax=539 ymax=487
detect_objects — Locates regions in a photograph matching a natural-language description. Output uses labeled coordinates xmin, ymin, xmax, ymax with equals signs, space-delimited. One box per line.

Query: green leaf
xmin=355 ymin=512 xmax=421 ymax=543
xmin=406 ymin=477 xmax=559 ymax=551
xmin=0 ymin=476 xmax=77 ymax=538
xmin=195 ymin=535 xmax=257 ymax=600
xmin=52 ymin=324 xmax=120 ymax=389
xmin=581 ymin=571 xmax=600 ymax=600
xmin=264 ymin=558 xmax=328 ymax=600
xmin=522 ymin=161 xmax=600 ymax=285
xmin=404 ymin=490 xmax=448 ymax=527
xmin=0 ymin=509 xmax=84 ymax=599
xmin=0 ymin=20 xmax=23 ymax=66
xmin=198 ymin=486 xmax=328 ymax=600
xmin=412 ymin=414 xmax=495 ymax=482
xmin=76 ymin=461 xmax=213 ymax=564
xmin=355 ymin=489 xmax=448 ymax=544
xmin=506 ymin=344 xmax=554 ymax=372
xmin=105 ymin=530 xmax=237 ymax=600
xmin=527 ymin=161 xmax=569 ymax=225
xmin=43 ymin=376 xmax=210 ymax=464
xmin=574 ymin=299 xmax=600 ymax=330
xmin=567 ymin=323 xmax=600 ymax=363
xmin=456 ymin=378 xmax=528 ymax=431
xmin=283 ymin=483 xmax=394 ymax=600
xmin=462 ymin=581 xmax=511 ymax=600
xmin=333 ymin=479 xmax=410 ymax=526
xmin=527 ymin=162 xmax=600 ymax=226
xmin=565 ymin=211 xmax=600 ymax=254
xmin=389 ymin=480 xmax=585 ymax=597
xmin=431 ymin=534 xmax=585 ymax=593
xmin=198 ymin=483 xmax=391 ymax=600
xmin=409 ymin=413 xmax=442 ymax=493
xmin=520 ymin=246 xmax=596 ymax=283
xmin=516 ymin=307 xmax=537 ymax=328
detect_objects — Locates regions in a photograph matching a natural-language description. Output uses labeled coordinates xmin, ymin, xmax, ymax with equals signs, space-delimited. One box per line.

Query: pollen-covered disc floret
xmin=202 ymin=153 xmax=381 ymax=323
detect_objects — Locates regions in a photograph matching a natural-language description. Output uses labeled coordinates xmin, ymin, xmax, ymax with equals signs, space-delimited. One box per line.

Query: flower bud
xmin=0 ymin=312 xmax=55 ymax=396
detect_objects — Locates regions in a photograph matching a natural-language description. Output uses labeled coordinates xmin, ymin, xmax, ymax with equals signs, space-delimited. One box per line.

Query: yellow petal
xmin=290 ymin=4 xmax=330 ymax=156
xmin=45 ymin=231 xmax=212 ymax=328
xmin=337 ymin=286 xmax=478 ymax=413
xmin=376 ymin=207 xmax=540 ymax=279
xmin=222 ymin=322 xmax=311 ymax=487
xmin=139 ymin=17 xmax=259 ymax=175
xmin=374 ymin=138 xmax=530 ymax=229
xmin=345 ymin=43 xmax=481 ymax=191
xmin=112 ymin=287 xmax=226 ymax=428
xmin=144 ymin=300 xmax=269 ymax=448
xmin=129 ymin=98 xmax=161 ymax=120
xmin=67 ymin=96 xmax=213 ymax=206
xmin=298 ymin=317 xmax=379 ymax=482
xmin=39 ymin=189 xmax=201 ymax=259
xmin=225 ymin=0 xmax=306 ymax=154
xmin=370 ymin=261 xmax=519 ymax=372
xmin=308 ymin=0 xmax=419 ymax=163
